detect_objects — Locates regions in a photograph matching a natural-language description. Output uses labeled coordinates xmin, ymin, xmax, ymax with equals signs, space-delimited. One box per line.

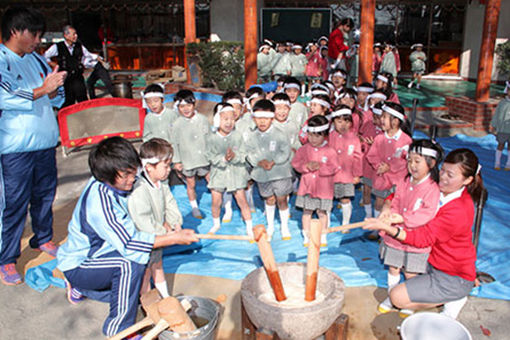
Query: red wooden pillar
xmin=244 ymin=0 xmax=258 ymax=89
xmin=359 ymin=0 xmax=375 ymax=84
xmin=184 ymin=0 xmax=196 ymax=84
xmin=475 ymin=0 xmax=501 ymax=102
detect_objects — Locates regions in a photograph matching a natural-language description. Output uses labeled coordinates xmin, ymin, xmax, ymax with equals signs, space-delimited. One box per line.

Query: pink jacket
xmin=388 ymin=92 xmax=400 ymax=104
xmin=381 ymin=176 xmax=440 ymax=253
xmin=358 ymin=108 xmax=383 ymax=179
xmin=365 ymin=129 xmax=412 ymax=192
xmin=305 ymin=51 xmax=322 ymax=77
xmin=292 ymin=142 xmax=338 ymax=200
xmin=328 ymin=130 xmax=362 ymax=184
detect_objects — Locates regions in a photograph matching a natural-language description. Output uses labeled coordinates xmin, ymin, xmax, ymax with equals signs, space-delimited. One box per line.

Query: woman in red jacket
xmin=365 ymin=148 xmax=484 ymax=319
xmin=328 ymin=18 xmax=354 ymax=67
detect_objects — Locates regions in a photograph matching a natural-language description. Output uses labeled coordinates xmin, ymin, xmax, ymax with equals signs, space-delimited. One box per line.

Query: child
xmin=329 ymin=68 xmax=347 ymax=100
xmin=361 ymin=102 xmax=384 ymax=218
xmin=271 ymin=43 xmax=292 ymax=79
xmin=319 ymin=46 xmax=330 ymax=80
xmin=366 ymin=102 xmax=412 ymax=220
xmin=375 ymin=72 xmax=400 ymax=104
xmin=272 ymin=93 xmax=301 ymax=152
xmin=142 ymin=84 xmax=178 ymax=142
xmin=284 ymin=77 xmax=308 ymax=127
xmin=289 ymin=44 xmax=308 ymax=81
xmin=329 ymin=106 xmax=362 ymax=226
xmin=356 ymin=82 xmax=374 ymax=113
xmin=337 ymin=88 xmax=362 ymax=134
xmin=170 ymin=90 xmax=211 ymax=219
xmin=380 ymin=43 xmax=398 ymax=88
xmin=57 ymin=137 xmax=197 ymax=337
xmin=245 ymin=100 xmax=293 ymax=240
xmin=205 ymin=103 xmax=253 ymax=237
xmin=258 ymin=44 xmax=273 ymax=83
xmin=490 ymin=87 xmax=510 ymax=170
xmin=408 ymin=44 xmax=427 ymax=89
xmin=377 ymin=139 xmax=443 ymax=317
xmin=372 ymin=43 xmax=382 ymax=77
xmin=292 ymin=115 xmax=338 ymax=246
xmin=305 ymin=42 xmax=322 ymax=83
xmin=128 ymin=138 xmax=182 ymax=298
xmin=317 ymin=36 xmax=329 ymax=47
xmin=299 ymin=94 xmax=332 ymax=145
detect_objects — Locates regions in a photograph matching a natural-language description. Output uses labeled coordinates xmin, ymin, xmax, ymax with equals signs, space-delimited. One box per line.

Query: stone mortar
xmin=241 ymin=262 xmax=345 ymax=340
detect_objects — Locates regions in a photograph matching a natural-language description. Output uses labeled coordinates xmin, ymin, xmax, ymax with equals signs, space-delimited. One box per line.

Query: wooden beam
xmin=244 ymin=0 xmax=258 ymax=90
xmin=358 ymin=0 xmax=375 ymax=84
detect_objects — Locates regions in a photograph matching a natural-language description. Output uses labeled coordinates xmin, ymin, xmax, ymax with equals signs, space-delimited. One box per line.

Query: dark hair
xmin=283 ymin=77 xmax=301 ymax=87
xmin=222 ymin=90 xmax=243 ymax=102
xmin=337 ymin=18 xmax=354 ymax=29
xmin=272 ymin=92 xmax=290 ymax=102
xmin=1 ymin=7 xmax=46 ymax=42
xmin=311 ymin=93 xmax=331 ymax=106
xmin=140 ymin=138 xmax=173 ymax=163
xmin=89 ymin=137 xmax=141 ymax=185
xmin=144 ymin=83 xmax=165 ymax=95
xmin=332 ymin=104 xmax=353 ymax=124
xmin=245 ymin=86 xmax=265 ymax=98
xmin=357 ymin=82 xmax=374 ymax=92
xmin=443 ymin=148 xmax=485 ymax=203
xmin=174 ymin=89 xmax=195 ymax=104
xmin=213 ymin=102 xmax=233 ymax=114
xmin=408 ymin=139 xmax=444 ymax=183
xmin=377 ymin=72 xmax=394 ymax=97
xmin=252 ymin=99 xmax=275 ymax=112
xmin=383 ymin=101 xmax=411 ymax=137
xmin=308 ymin=115 xmax=330 ymax=137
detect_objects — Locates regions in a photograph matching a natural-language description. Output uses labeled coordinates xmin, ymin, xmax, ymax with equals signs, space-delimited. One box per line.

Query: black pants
xmin=62 ymin=74 xmax=88 ymax=108
xmin=87 ymin=63 xmax=114 ymax=99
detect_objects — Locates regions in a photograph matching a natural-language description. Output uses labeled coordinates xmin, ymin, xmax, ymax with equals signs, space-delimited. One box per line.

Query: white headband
xmin=311 ymin=90 xmax=330 ymax=96
xmin=410 ymin=146 xmax=438 ymax=159
xmin=377 ymin=74 xmax=389 ymax=83
xmin=357 ymin=86 xmax=374 ymax=93
xmin=372 ymin=106 xmax=383 ymax=115
xmin=259 ymin=44 xmax=270 ymax=52
xmin=369 ymin=93 xmax=388 ymax=101
xmin=477 ymin=164 xmax=482 ymax=175
xmin=292 ymin=44 xmax=303 ymax=50
xmin=332 ymin=71 xmax=347 ymax=78
xmin=306 ymin=124 xmax=330 ymax=133
xmin=504 ymin=81 xmax=509 ymax=94
xmin=411 ymin=43 xmax=423 ymax=49
xmin=284 ymin=83 xmax=300 ymax=90
xmin=141 ymin=157 xmax=161 ymax=167
xmin=213 ymin=106 xmax=235 ymax=128
xmin=311 ymin=98 xmax=331 ymax=109
xmin=141 ymin=91 xmax=165 ymax=109
xmin=252 ymin=110 xmax=275 ymax=118
xmin=382 ymin=104 xmax=405 ymax=121
xmin=273 ymin=99 xmax=291 ymax=107
xmin=311 ymin=84 xmax=329 ymax=92
xmin=226 ymin=98 xmax=242 ymax=106
xmin=330 ymin=108 xmax=352 ymax=118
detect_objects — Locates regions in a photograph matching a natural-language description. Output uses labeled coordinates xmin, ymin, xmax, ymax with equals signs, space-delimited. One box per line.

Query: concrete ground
xmin=1 ymin=132 xmax=508 ymax=339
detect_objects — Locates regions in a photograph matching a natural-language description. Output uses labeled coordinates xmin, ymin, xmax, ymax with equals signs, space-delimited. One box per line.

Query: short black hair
xmin=222 ymin=90 xmax=243 ymax=102
xmin=1 ymin=6 xmax=46 ymax=42
xmin=213 ymin=101 xmax=233 ymax=114
xmin=308 ymin=115 xmax=330 ymax=136
xmin=89 ymin=137 xmax=141 ymax=185
xmin=332 ymin=104 xmax=353 ymax=123
xmin=252 ymin=99 xmax=275 ymax=112
xmin=144 ymin=83 xmax=165 ymax=95
xmin=245 ymin=86 xmax=265 ymax=98
xmin=271 ymin=92 xmax=290 ymax=102
xmin=174 ymin=89 xmax=195 ymax=104
xmin=283 ymin=77 xmax=301 ymax=87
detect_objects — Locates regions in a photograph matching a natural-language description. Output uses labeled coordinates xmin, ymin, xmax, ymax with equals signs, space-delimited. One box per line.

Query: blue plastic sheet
xmin=25 ymin=259 xmax=65 ymax=293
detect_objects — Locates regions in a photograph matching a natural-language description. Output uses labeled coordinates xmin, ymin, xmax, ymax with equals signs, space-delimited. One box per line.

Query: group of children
xmin=135 ymin=73 xmax=451 ymax=318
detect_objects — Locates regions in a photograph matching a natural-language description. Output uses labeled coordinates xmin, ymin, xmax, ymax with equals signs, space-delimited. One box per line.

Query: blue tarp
xmin=163 ymin=131 xmax=510 ymax=301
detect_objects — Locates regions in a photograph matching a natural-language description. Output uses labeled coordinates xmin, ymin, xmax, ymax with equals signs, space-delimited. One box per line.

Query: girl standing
xmin=408 ymin=44 xmax=427 ymax=89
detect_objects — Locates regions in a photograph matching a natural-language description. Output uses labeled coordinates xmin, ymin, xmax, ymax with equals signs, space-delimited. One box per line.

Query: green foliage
xmin=496 ymin=41 xmax=510 ymax=77
xmin=187 ymin=41 xmax=245 ymax=91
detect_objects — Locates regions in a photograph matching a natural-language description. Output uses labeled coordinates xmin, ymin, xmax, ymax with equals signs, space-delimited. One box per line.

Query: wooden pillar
xmin=184 ymin=0 xmax=196 ymax=84
xmin=244 ymin=0 xmax=258 ymax=89
xmin=358 ymin=0 xmax=375 ymax=84
xmin=475 ymin=0 xmax=501 ymax=102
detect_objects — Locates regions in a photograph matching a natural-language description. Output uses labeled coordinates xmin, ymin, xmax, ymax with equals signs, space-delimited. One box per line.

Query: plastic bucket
xmin=158 ymin=296 xmax=221 ymax=340
xmin=400 ymin=312 xmax=472 ymax=340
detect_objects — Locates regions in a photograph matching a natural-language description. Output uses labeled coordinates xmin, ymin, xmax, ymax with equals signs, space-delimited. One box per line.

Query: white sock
xmin=505 ymin=156 xmax=510 ymax=169
xmin=265 ymin=204 xmax=276 ymax=232
xmin=213 ymin=217 xmax=220 ymax=228
xmin=326 ymin=210 xmax=331 ymax=229
xmin=190 ymin=200 xmax=199 ymax=209
xmin=374 ymin=209 xmax=381 ymax=218
xmin=279 ymin=209 xmax=290 ymax=230
xmin=223 ymin=193 xmax=233 ymax=210
xmin=387 ymin=272 xmax=401 ymax=293
xmin=341 ymin=202 xmax=352 ymax=225
xmin=364 ymin=204 xmax=372 ymax=218
xmin=155 ymin=281 xmax=169 ymax=298
xmin=495 ymin=150 xmax=502 ymax=167
xmin=442 ymin=296 xmax=468 ymax=319
xmin=245 ymin=219 xmax=254 ymax=238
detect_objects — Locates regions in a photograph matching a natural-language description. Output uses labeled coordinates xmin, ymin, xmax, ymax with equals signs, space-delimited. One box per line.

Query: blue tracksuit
xmin=57 ymin=178 xmax=155 ymax=336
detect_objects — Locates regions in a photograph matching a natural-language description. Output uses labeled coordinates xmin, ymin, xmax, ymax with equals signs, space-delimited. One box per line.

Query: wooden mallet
xmin=305 ymin=219 xmax=323 ymax=301
xmin=253 ymin=225 xmax=287 ymax=302
xmin=327 ymin=214 xmax=404 ymax=234
xmin=195 ymin=233 xmax=251 ymax=241
xmin=141 ymin=296 xmax=197 ymax=340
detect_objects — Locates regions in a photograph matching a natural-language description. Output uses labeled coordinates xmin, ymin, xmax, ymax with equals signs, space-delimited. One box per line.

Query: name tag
xmin=348 ymin=144 xmax=354 ymax=155
xmin=412 ymin=198 xmax=423 ymax=212
xmin=321 ymin=156 xmax=328 ymax=163
xmin=394 ymin=145 xmax=409 ymax=158
xmin=269 ymin=141 xmax=276 ymax=152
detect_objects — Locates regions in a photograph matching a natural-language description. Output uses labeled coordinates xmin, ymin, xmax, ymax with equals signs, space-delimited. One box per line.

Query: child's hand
xmin=225 ymin=147 xmax=235 ymax=162
xmin=266 ymin=160 xmax=275 ymax=170
xmin=172 ymin=224 xmax=182 ymax=232
xmin=365 ymin=137 xmax=374 ymax=145
xmin=173 ymin=163 xmax=183 ymax=172
xmin=353 ymin=176 xmax=361 ymax=184
xmin=377 ymin=162 xmax=390 ymax=175
xmin=258 ymin=159 xmax=273 ymax=170
xmin=306 ymin=161 xmax=320 ymax=171
xmin=378 ymin=210 xmax=392 ymax=223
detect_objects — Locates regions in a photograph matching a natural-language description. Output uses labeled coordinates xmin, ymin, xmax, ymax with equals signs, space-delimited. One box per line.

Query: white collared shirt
xmin=384 ymin=128 xmax=402 ymax=141
xmin=44 ymin=40 xmax=98 ymax=67
xmin=439 ymin=186 xmax=465 ymax=207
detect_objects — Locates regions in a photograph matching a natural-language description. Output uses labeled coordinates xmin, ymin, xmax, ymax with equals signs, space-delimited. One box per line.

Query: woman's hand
xmin=363 ymin=218 xmax=391 ymax=234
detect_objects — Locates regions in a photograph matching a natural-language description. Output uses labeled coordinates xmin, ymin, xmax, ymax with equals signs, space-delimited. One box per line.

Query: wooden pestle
xmin=253 ymin=225 xmax=287 ymax=302
xmin=305 ymin=219 xmax=322 ymax=301
xmin=196 ymin=233 xmax=251 ymax=241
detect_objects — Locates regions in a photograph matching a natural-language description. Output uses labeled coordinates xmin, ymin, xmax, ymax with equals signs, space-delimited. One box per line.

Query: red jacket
xmin=328 ymin=28 xmax=349 ymax=60
xmin=404 ymin=188 xmax=476 ymax=281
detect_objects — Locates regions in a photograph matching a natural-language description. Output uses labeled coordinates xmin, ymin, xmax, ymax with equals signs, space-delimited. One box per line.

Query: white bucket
xmin=400 ymin=312 xmax=472 ymax=340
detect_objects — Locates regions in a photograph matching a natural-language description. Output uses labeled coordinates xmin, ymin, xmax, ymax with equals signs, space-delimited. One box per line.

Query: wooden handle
xmin=108 ymin=317 xmax=152 ymax=340
xmin=326 ymin=221 xmax=366 ymax=234
xmin=305 ymin=219 xmax=322 ymax=301
xmin=196 ymin=233 xmax=251 ymax=241
xmin=141 ymin=318 xmax=169 ymax=340
xmin=253 ymin=225 xmax=287 ymax=302
xmin=158 ymin=296 xmax=197 ymax=333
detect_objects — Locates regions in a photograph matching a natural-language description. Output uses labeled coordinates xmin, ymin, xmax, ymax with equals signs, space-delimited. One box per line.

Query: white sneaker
xmin=416 ymin=84 xmax=421 ymax=89
xmin=246 ymin=226 xmax=255 ymax=241
xmin=320 ymin=233 xmax=328 ymax=247
xmin=377 ymin=297 xmax=393 ymax=313
xmin=191 ymin=208 xmax=203 ymax=219
xmin=303 ymin=233 xmax=309 ymax=247
xmin=222 ymin=208 xmax=233 ymax=223
xmin=281 ymin=225 xmax=291 ymax=240
xmin=208 ymin=225 xmax=220 ymax=234
xmin=399 ymin=309 xmax=414 ymax=318
xmin=408 ymin=81 xmax=413 ymax=89
xmin=266 ymin=226 xmax=274 ymax=242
